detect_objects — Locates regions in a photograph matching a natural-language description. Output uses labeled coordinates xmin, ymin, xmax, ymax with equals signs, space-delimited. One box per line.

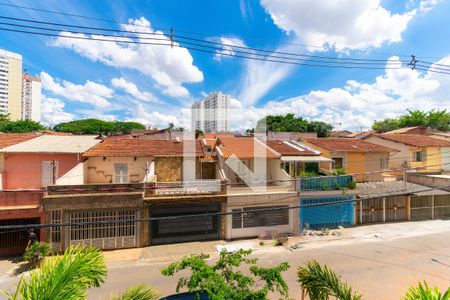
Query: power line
xmin=0 ymin=1 xmax=444 ymax=61
xmin=0 ymin=184 xmax=447 ymax=231
xmin=2 ymin=26 xmax=448 ymax=74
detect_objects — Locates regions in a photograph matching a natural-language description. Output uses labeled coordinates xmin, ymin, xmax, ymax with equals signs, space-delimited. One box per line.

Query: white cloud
xmin=230 ymin=56 xmax=450 ymax=131
xmin=238 ymin=43 xmax=294 ymax=105
xmin=111 ymin=77 xmax=160 ymax=103
xmin=52 ymin=17 xmax=203 ymax=97
xmin=40 ymin=96 xmax=75 ymax=125
xmin=214 ymin=37 xmax=247 ymax=61
xmin=260 ymin=0 xmax=438 ymax=51
xmin=129 ymin=103 xmax=181 ymax=128
xmin=40 ymin=72 xmax=113 ymax=108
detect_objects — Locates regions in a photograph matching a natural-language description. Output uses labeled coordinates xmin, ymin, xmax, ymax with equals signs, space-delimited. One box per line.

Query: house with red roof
xmin=364 ymin=133 xmax=450 ymax=173
xmin=301 ymin=138 xmax=398 ymax=182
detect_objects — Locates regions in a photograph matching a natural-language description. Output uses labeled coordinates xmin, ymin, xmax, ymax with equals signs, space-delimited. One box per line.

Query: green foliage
xmin=23 ymin=242 xmax=51 ymax=264
xmin=372 ymin=109 xmax=450 ymax=132
xmin=53 ymin=119 xmax=146 ymax=135
xmin=403 ymin=281 xmax=450 ymax=300
xmin=3 ymin=246 xmax=107 ymax=300
xmin=297 ymin=260 xmax=361 ymax=300
xmin=346 ymin=181 xmax=357 ymax=190
xmin=299 ymin=170 xmax=318 ymax=177
xmin=256 ymin=113 xmax=333 ymax=137
xmin=0 ymin=114 xmax=46 ymax=133
xmin=111 ymin=284 xmax=159 ymax=300
xmin=331 ymin=168 xmax=347 ymax=176
xmin=161 ymin=249 xmax=290 ymax=299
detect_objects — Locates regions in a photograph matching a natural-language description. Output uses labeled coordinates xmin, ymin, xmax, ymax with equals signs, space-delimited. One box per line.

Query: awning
xmin=280 ymin=156 xmax=333 ymax=162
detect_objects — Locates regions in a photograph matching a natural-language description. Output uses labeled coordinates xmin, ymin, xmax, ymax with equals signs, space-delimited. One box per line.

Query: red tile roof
xmin=203 ymin=132 xmax=235 ymax=139
xmin=305 ymin=138 xmax=398 ymax=152
xmin=0 ymin=133 xmax=39 ymax=149
xmin=217 ymin=137 xmax=279 ymax=159
xmin=84 ymin=139 xmax=203 ymax=157
xmin=266 ymin=140 xmax=318 ymax=156
xmin=376 ymin=134 xmax=450 ymax=147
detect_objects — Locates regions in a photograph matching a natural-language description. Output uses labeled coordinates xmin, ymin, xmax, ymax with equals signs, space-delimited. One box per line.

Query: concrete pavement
xmin=0 ymin=220 xmax=449 ymax=299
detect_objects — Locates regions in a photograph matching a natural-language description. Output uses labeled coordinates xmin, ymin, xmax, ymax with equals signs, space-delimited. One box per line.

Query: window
xmin=114 ymin=163 xmax=129 ymax=183
xmin=413 ymin=151 xmax=424 ymax=162
xmin=332 ymin=158 xmax=343 ymax=169
xmin=380 ymin=158 xmax=388 ymax=169
xmin=232 ymin=206 xmax=289 ymax=229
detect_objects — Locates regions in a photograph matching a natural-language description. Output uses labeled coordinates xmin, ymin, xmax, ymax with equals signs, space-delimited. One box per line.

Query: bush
xmin=331 ymin=168 xmax=347 ymax=176
xmin=23 ymin=242 xmax=51 ymax=265
xmin=347 ymin=181 xmax=357 ymax=190
xmin=299 ymin=170 xmax=318 ymax=177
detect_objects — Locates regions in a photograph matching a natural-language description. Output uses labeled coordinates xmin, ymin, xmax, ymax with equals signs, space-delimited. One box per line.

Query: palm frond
xmin=403 ymin=281 xmax=450 ymax=300
xmin=111 ymin=283 xmax=159 ymax=300
xmin=15 ymin=246 xmax=107 ymax=300
xmin=297 ymin=260 xmax=361 ymax=300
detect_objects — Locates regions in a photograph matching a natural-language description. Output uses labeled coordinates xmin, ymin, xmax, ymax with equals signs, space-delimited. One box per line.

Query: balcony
xmin=144 ymin=180 xmax=227 ymax=197
xmin=298 ymin=175 xmax=353 ymax=191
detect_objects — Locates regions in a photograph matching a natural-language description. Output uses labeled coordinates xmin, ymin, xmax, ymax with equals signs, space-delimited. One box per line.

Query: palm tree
xmin=403 ymin=281 xmax=450 ymax=300
xmin=1 ymin=246 xmax=158 ymax=300
xmin=297 ymin=260 xmax=361 ymax=300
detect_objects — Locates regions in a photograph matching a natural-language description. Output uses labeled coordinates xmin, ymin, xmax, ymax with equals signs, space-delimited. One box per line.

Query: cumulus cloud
xmin=111 ymin=77 xmax=160 ymax=103
xmin=229 ymin=56 xmax=450 ymax=131
xmin=40 ymin=72 xmax=113 ymax=108
xmin=130 ymin=103 xmax=181 ymax=128
xmin=52 ymin=17 xmax=203 ymax=97
xmin=40 ymin=96 xmax=75 ymax=125
xmin=260 ymin=0 xmax=439 ymax=51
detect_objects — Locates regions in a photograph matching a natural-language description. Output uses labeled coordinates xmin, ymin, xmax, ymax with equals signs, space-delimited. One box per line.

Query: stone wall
xmin=155 ymin=157 xmax=182 ymax=182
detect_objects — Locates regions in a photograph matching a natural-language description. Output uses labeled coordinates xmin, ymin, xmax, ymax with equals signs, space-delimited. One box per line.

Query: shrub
xmin=347 ymin=181 xmax=357 ymax=190
xmin=23 ymin=242 xmax=51 ymax=265
xmin=332 ymin=168 xmax=347 ymax=176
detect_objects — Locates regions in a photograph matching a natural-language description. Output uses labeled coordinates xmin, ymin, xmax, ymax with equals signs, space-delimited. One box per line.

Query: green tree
xmin=53 ymin=119 xmax=146 ymax=135
xmin=403 ymin=281 xmax=450 ymax=300
xmin=372 ymin=109 xmax=450 ymax=132
xmin=0 ymin=114 xmax=46 ymax=133
xmin=1 ymin=246 xmax=158 ymax=300
xmin=161 ymin=249 xmax=290 ymax=299
xmin=297 ymin=260 xmax=361 ymax=300
xmin=256 ymin=114 xmax=333 ymax=137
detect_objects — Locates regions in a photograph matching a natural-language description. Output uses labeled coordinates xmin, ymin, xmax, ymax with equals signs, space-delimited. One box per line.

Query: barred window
xmin=50 ymin=210 xmax=62 ymax=243
xmin=232 ymin=206 xmax=289 ymax=229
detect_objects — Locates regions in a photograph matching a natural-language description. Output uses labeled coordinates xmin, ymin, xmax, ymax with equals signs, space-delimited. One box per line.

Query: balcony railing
xmin=145 ymin=180 xmax=226 ymax=197
xmin=298 ymin=175 xmax=353 ymax=191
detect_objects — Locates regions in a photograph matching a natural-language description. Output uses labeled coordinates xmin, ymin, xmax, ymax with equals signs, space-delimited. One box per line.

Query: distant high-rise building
xmin=191 ymin=92 xmax=230 ymax=132
xmin=22 ymin=74 xmax=41 ymax=122
xmin=0 ymin=48 xmax=22 ymax=120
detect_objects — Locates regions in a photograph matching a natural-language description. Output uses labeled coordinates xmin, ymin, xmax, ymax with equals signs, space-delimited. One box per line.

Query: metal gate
xmin=150 ymin=203 xmax=221 ymax=245
xmin=357 ymin=195 xmax=406 ymax=224
xmin=411 ymin=194 xmax=450 ymax=220
xmin=69 ymin=210 xmax=137 ymax=250
xmin=0 ymin=218 xmax=40 ymax=257
xmin=300 ymin=196 xmax=354 ymax=230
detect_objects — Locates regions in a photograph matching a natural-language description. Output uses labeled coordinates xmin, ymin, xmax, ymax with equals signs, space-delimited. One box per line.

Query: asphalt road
xmin=90 ymin=230 xmax=450 ymax=299
xmin=0 ymin=228 xmax=449 ymax=299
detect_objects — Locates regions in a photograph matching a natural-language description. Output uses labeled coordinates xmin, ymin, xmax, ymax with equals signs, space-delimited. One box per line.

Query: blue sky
xmin=1 ymin=0 xmax=450 ymax=130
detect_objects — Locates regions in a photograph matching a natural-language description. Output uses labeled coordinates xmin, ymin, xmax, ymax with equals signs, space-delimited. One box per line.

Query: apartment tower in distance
xmin=191 ymin=92 xmax=230 ymax=132
xmin=0 ymin=48 xmax=22 ymax=120
xmin=22 ymin=74 xmax=41 ymax=122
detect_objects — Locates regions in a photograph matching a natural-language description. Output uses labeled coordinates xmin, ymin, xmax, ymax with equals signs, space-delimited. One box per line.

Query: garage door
xmin=69 ymin=210 xmax=137 ymax=250
xmin=0 ymin=218 xmax=40 ymax=257
xmin=150 ymin=203 xmax=221 ymax=245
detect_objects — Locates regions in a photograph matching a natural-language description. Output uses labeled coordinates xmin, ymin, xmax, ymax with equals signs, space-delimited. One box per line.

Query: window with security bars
xmin=50 ymin=210 xmax=62 ymax=243
xmin=69 ymin=210 xmax=136 ymax=241
xmin=232 ymin=206 xmax=289 ymax=229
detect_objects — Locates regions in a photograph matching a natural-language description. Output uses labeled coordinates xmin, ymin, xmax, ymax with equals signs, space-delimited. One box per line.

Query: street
xmin=0 ymin=221 xmax=449 ymax=299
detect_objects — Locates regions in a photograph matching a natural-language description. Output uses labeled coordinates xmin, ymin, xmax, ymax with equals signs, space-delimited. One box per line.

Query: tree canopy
xmin=0 ymin=114 xmax=46 ymax=133
xmin=256 ymin=113 xmax=333 ymax=137
xmin=372 ymin=109 xmax=450 ymax=132
xmin=53 ymin=119 xmax=146 ymax=135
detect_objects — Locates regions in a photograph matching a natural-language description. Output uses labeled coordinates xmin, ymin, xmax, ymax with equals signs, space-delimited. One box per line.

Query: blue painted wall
xmin=300 ymin=195 xmax=355 ymax=230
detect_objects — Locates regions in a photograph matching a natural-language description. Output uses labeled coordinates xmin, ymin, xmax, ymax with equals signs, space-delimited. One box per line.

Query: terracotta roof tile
xmin=0 ymin=133 xmax=39 ymax=149
xmin=217 ymin=137 xmax=279 ymax=159
xmin=305 ymin=138 xmax=398 ymax=152
xmin=266 ymin=140 xmax=318 ymax=156
xmin=83 ymin=139 xmax=203 ymax=157
xmin=376 ymin=134 xmax=450 ymax=147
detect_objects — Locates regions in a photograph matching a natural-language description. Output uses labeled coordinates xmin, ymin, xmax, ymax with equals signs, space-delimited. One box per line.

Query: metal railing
xmin=298 ymin=175 xmax=353 ymax=191
xmin=145 ymin=180 xmax=226 ymax=197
